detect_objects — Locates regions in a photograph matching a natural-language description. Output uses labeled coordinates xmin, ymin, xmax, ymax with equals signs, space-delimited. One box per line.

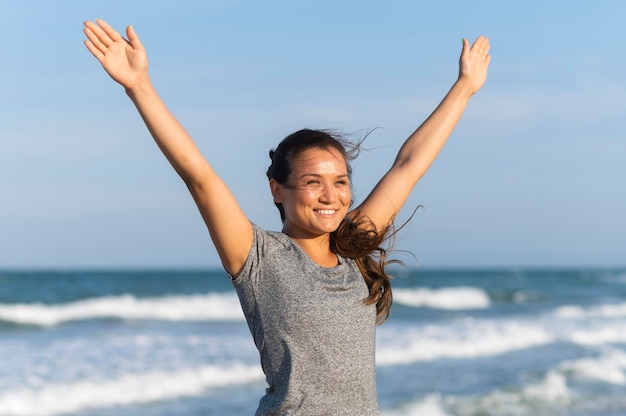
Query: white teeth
xmin=317 ymin=209 xmax=336 ymax=215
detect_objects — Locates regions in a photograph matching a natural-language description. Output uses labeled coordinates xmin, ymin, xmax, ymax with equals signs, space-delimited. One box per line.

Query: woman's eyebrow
xmin=298 ymin=173 xmax=349 ymax=178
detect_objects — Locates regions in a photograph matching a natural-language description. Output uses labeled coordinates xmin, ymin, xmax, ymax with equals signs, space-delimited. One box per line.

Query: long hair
xmin=266 ymin=129 xmax=396 ymax=324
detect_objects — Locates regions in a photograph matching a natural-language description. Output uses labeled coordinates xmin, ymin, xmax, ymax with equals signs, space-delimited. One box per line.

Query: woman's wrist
xmin=125 ymin=75 xmax=154 ymax=99
xmin=451 ymin=77 xmax=478 ymax=99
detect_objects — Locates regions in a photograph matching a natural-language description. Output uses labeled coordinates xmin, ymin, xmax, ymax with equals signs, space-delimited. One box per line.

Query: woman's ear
xmin=269 ymin=179 xmax=284 ymax=203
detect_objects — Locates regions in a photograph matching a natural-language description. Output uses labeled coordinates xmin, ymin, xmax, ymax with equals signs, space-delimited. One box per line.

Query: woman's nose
xmin=318 ymin=184 xmax=337 ymax=203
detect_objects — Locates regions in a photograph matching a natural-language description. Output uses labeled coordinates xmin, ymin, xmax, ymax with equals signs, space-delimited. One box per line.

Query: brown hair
xmin=267 ymin=129 xmax=395 ymax=324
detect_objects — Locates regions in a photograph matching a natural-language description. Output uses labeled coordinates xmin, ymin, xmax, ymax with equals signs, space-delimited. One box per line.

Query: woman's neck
xmin=287 ymin=233 xmax=338 ymax=268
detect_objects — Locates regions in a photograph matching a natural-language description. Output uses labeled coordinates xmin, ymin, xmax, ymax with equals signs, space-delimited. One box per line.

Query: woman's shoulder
xmin=250 ymin=223 xmax=293 ymax=251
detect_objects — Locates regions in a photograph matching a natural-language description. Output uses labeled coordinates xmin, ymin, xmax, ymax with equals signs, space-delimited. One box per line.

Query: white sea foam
xmin=377 ymin=301 xmax=626 ymax=365
xmin=545 ymin=301 xmax=626 ymax=347
xmin=452 ymin=370 xmax=570 ymax=415
xmin=0 ymin=363 xmax=264 ymax=416
xmin=381 ymin=371 xmax=570 ymax=416
xmin=460 ymin=349 xmax=626 ymax=414
xmin=555 ymin=302 xmax=626 ymax=318
xmin=559 ymin=348 xmax=626 ymax=385
xmin=566 ymin=325 xmax=626 ymax=346
xmin=382 ymin=394 xmax=451 ymax=416
xmin=377 ymin=319 xmax=555 ymax=365
xmin=0 ymin=293 xmax=245 ymax=326
xmin=393 ymin=287 xmax=491 ymax=310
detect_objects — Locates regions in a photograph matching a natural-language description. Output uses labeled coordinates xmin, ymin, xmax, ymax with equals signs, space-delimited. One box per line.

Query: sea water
xmin=1 ymin=268 xmax=625 ymax=416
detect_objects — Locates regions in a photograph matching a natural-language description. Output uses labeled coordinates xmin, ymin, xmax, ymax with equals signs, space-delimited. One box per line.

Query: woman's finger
xmin=83 ymin=38 xmax=104 ymax=61
xmin=83 ymin=26 xmax=108 ymax=55
xmin=84 ymin=20 xmax=113 ymax=48
xmin=126 ymin=25 xmax=143 ymax=50
xmin=472 ymin=36 xmax=490 ymax=56
xmin=96 ymin=19 xmax=125 ymax=43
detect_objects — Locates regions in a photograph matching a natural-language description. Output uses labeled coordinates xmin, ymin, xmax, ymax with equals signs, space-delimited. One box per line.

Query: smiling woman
xmin=83 ymin=17 xmax=489 ymax=416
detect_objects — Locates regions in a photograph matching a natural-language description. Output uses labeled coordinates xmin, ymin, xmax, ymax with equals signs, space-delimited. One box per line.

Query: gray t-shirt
xmin=232 ymin=224 xmax=379 ymax=415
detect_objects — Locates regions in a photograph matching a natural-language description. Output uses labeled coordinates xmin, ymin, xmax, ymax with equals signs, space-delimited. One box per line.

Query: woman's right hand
xmin=83 ymin=19 xmax=253 ymax=276
xmin=84 ymin=19 xmax=148 ymax=91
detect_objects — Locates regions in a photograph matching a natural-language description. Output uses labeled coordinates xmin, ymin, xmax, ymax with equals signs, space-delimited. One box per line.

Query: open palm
xmin=84 ymin=19 xmax=148 ymax=90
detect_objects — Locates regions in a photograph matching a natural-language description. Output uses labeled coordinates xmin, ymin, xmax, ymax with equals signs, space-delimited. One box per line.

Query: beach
xmin=1 ymin=268 xmax=625 ymax=415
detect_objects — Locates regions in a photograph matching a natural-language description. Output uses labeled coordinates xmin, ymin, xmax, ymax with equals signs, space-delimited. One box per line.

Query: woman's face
xmin=271 ymin=147 xmax=351 ymax=239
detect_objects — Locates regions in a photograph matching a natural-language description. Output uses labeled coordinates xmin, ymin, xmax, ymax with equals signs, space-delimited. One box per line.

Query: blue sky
xmin=1 ymin=1 xmax=625 ymax=269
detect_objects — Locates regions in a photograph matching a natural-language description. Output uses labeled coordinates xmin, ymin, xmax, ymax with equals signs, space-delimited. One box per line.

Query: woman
xmin=83 ymin=19 xmax=490 ymax=415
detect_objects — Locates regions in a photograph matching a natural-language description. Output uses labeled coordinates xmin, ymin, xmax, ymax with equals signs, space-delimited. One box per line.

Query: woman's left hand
xmin=459 ymin=36 xmax=491 ymax=94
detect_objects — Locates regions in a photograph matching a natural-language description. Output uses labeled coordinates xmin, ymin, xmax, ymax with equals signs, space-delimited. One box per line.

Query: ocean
xmin=1 ymin=268 xmax=625 ymax=416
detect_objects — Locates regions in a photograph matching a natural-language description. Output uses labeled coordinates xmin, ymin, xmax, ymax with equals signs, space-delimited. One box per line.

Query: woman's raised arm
xmin=351 ymin=36 xmax=491 ymax=230
xmin=83 ymin=19 xmax=253 ymax=276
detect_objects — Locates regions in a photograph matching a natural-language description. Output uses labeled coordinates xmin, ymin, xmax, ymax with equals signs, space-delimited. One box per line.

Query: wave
xmin=378 ymin=297 xmax=626 ymax=366
xmin=555 ymin=302 xmax=626 ymax=319
xmin=0 ymin=293 xmax=245 ymax=326
xmin=382 ymin=347 xmax=626 ymax=416
xmin=0 ymin=286 xmax=491 ymax=327
xmin=393 ymin=287 xmax=491 ymax=310
xmin=553 ymin=302 xmax=626 ymax=346
xmin=382 ymin=394 xmax=451 ymax=416
xmin=0 ymin=363 xmax=264 ymax=416
xmin=558 ymin=347 xmax=626 ymax=385
xmin=565 ymin=323 xmax=626 ymax=346
xmin=377 ymin=319 xmax=555 ymax=365
xmin=382 ymin=370 xmax=570 ymax=416
xmin=450 ymin=370 xmax=570 ymax=416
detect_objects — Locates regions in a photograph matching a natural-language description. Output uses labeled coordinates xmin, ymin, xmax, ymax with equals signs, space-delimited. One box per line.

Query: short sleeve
xmin=229 ymin=222 xmax=264 ymax=285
